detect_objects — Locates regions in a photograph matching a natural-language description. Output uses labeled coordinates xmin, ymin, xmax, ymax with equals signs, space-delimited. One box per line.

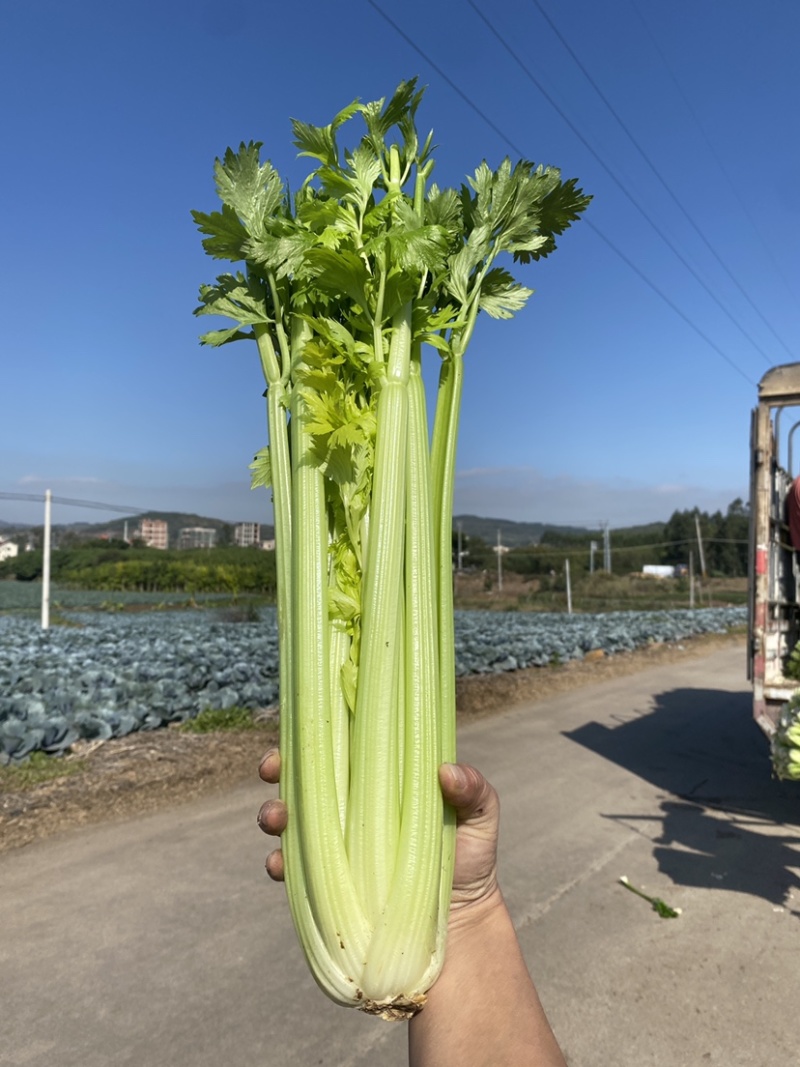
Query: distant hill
xmin=537 ymin=520 xmax=666 ymax=545
xmin=75 ymin=512 xmax=275 ymax=547
xmin=0 ymin=510 xmax=687 ymax=550
xmin=0 ymin=511 xmax=275 ymax=546
xmin=453 ymin=514 xmax=592 ymax=548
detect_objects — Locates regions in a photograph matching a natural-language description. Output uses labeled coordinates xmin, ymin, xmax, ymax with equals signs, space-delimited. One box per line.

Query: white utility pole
xmin=565 ymin=558 xmax=573 ymax=614
xmin=694 ymin=512 xmax=707 ymax=580
xmin=602 ymin=522 xmax=611 ymax=572
xmin=41 ymin=489 xmax=52 ymax=630
xmin=689 ymin=550 xmax=695 ymax=609
xmin=589 ymin=540 xmax=597 ymax=574
xmin=497 ymin=528 xmax=503 ymax=591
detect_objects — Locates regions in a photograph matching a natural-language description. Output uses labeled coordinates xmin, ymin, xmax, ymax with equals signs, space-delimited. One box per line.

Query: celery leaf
xmin=478 ymin=269 xmax=534 ymax=320
xmin=214 ymin=143 xmax=285 ymax=235
xmin=191 ymin=205 xmax=249 ymax=262
xmin=198 ymin=326 xmax=255 ymax=347
xmin=249 ymin=447 xmax=272 ymax=490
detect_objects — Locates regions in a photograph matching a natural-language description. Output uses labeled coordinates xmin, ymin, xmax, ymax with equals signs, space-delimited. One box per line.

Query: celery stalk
xmin=194 ymin=78 xmax=590 ymax=1018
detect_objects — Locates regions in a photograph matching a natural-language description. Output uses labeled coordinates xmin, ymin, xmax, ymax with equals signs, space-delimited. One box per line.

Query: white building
xmin=178 ymin=527 xmax=216 ymax=550
xmin=138 ymin=518 xmax=169 ymax=549
xmin=642 ymin=565 xmax=676 ymax=579
xmin=234 ymin=522 xmax=261 ymax=547
xmin=0 ymin=538 xmax=19 ymax=562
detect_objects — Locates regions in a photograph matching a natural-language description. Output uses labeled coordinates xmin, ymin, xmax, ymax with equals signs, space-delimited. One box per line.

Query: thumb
xmin=439 ymin=763 xmax=499 ymax=829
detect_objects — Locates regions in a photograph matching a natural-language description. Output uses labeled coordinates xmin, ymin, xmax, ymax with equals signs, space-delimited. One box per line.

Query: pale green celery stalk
xmin=253 ymin=325 xmax=292 ymax=772
xmin=426 ymin=296 xmax=482 ymax=974
xmin=286 ymin=318 xmax=371 ymax=991
xmin=328 ymin=620 xmax=351 ymax=835
xmin=254 ymin=323 xmax=355 ymax=1004
xmin=361 ymin=348 xmax=442 ymax=1001
xmin=394 ymin=592 xmax=406 ymax=819
xmin=429 ymin=350 xmax=463 ymax=749
xmin=346 ymin=303 xmax=411 ymax=927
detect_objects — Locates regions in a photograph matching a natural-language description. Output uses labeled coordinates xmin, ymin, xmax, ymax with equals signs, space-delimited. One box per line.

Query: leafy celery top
xmin=193 ymin=79 xmax=590 ymax=1016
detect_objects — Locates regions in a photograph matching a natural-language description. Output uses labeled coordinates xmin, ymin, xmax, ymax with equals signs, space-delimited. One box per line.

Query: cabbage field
xmin=0 ymin=604 xmax=746 ymax=763
xmin=0 ymin=582 xmax=227 ymax=613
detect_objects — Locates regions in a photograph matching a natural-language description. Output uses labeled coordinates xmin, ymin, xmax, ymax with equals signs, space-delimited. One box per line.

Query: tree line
xmin=1 ymin=500 xmax=750 ymax=594
xmin=0 ymin=540 xmax=277 ymax=595
xmin=454 ymin=500 xmax=750 ymax=579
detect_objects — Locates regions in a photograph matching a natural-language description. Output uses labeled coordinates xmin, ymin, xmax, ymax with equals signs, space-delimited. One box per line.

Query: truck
xmin=749 ymin=361 xmax=800 ymax=738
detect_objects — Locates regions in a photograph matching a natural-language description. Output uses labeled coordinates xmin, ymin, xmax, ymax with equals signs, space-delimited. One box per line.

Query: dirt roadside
xmin=0 ymin=631 xmax=745 ymax=855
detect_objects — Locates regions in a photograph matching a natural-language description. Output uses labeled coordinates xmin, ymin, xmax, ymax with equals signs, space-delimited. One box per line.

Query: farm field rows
xmin=1 ymin=599 xmax=746 ymax=763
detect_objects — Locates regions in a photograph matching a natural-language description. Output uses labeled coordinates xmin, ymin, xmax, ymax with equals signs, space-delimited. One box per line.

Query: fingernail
xmin=442 ymin=763 xmax=467 ymax=790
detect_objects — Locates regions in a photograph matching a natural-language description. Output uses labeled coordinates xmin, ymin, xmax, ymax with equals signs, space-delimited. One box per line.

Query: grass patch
xmin=454 ymin=572 xmax=749 ymax=614
xmin=0 ymin=751 xmax=86 ymax=790
xmin=179 ymin=706 xmax=259 ymax=733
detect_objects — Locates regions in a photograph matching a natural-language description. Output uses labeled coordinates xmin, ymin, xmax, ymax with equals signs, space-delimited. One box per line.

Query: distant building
xmin=234 ymin=522 xmax=261 ymax=547
xmin=261 ymin=539 xmax=276 ymax=551
xmin=138 ymin=518 xmax=169 ymax=550
xmin=642 ymin=565 xmax=676 ymax=579
xmin=0 ymin=537 xmax=19 ymax=562
xmin=178 ymin=526 xmax=216 ymax=550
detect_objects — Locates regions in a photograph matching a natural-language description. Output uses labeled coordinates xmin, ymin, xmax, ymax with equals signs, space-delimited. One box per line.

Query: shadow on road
xmin=565 ymin=686 xmax=800 ymax=912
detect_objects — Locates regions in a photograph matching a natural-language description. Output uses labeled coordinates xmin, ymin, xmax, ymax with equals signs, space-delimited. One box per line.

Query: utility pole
xmin=589 ymin=540 xmax=597 ymax=574
xmin=602 ymin=522 xmax=611 ymax=572
xmin=41 ymin=489 xmax=52 ymax=631
xmin=565 ymin=558 xmax=573 ymax=614
xmin=457 ymin=521 xmax=463 ymax=572
xmin=497 ymin=528 xmax=503 ymax=591
xmin=689 ymin=549 xmax=695 ymax=609
xmin=694 ymin=512 xmax=707 ymax=580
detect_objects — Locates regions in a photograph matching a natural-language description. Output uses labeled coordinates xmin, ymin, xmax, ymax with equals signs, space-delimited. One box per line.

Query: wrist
xmin=446 ymin=881 xmax=505 ymax=936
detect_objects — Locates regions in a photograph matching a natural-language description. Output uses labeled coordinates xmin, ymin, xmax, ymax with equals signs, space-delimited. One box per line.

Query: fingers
xmin=259 ymin=747 xmax=281 ymax=784
xmin=258 ymin=800 xmax=286 ymax=882
xmin=257 ymin=798 xmax=287 ymax=836
xmin=440 ymin=763 xmax=501 ymax=912
xmin=259 ymin=748 xmax=286 ymax=882
xmin=258 ymin=755 xmax=500 ymax=894
xmin=266 ymin=849 xmax=285 ymax=881
xmin=439 ymin=762 xmax=500 ymax=829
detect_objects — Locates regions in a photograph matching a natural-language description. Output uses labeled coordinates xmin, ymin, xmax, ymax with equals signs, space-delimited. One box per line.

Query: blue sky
xmin=2 ymin=0 xmax=798 ymax=531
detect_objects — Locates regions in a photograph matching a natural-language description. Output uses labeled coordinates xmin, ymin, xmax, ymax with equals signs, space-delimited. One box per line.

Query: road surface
xmin=2 ymin=643 xmax=799 ymax=1066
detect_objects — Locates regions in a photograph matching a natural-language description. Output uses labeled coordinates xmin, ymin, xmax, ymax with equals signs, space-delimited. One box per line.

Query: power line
xmin=365 ymin=0 xmax=516 ymax=149
xmin=365 ymin=0 xmax=758 ymax=386
xmin=0 ymin=491 xmax=148 ymax=515
xmin=495 ymin=536 xmax=748 ymax=560
xmin=629 ymin=0 xmax=798 ymax=309
xmin=528 ymin=0 xmax=795 ymax=362
xmin=580 ymin=220 xmax=755 ymax=384
xmin=466 ymin=1 xmax=773 ymax=372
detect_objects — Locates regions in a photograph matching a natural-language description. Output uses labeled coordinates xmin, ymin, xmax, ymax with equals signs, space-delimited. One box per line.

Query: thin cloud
xmin=17 ymin=474 xmax=104 ymax=486
xmin=454 ymin=466 xmax=745 ymax=526
xmin=4 ymin=466 xmax=745 ymax=529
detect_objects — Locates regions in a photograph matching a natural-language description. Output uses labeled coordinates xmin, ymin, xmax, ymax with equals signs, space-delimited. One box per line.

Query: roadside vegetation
xmin=0 ymin=751 xmax=86 ymax=790
xmin=0 ymin=500 xmax=749 ymax=614
xmin=0 ymin=540 xmax=277 ymax=597
xmin=179 ymin=706 xmax=263 ymax=733
xmin=453 ymin=570 xmax=748 ymax=614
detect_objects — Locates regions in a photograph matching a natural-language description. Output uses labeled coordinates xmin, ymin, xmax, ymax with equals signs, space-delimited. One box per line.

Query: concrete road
xmin=2 ymin=644 xmax=799 ymax=1067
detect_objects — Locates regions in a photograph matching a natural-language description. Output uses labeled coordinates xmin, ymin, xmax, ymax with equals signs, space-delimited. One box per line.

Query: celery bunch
xmin=772 ymin=692 xmax=800 ymax=780
xmin=193 ymin=80 xmax=589 ymax=1018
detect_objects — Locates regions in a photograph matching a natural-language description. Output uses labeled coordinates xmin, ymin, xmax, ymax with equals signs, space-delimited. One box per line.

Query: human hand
xmin=256 ymin=751 xmax=500 ymax=921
